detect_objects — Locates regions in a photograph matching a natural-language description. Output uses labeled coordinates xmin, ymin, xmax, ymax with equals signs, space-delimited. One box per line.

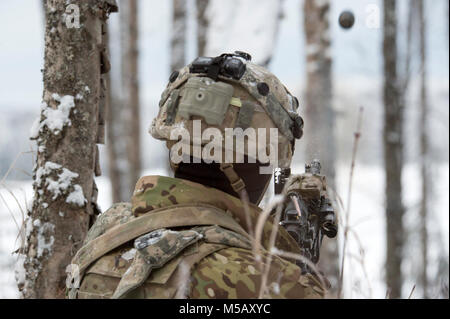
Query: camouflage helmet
xmin=150 ymin=52 xmax=304 ymax=171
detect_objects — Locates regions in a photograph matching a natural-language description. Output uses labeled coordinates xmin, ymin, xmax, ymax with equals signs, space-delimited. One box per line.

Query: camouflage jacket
xmin=68 ymin=176 xmax=326 ymax=299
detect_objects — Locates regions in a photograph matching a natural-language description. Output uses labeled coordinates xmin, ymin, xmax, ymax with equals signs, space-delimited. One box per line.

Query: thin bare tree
xmin=41 ymin=0 xmax=46 ymax=25
xmin=262 ymin=0 xmax=284 ymax=68
xmin=171 ymin=0 xmax=187 ymax=71
xmin=417 ymin=0 xmax=429 ymax=299
xmin=104 ymin=22 xmax=129 ymax=203
xmin=196 ymin=0 xmax=209 ymax=56
xmin=303 ymin=0 xmax=339 ymax=295
xmin=383 ymin=0 xmax=405 ymax=299
xmin=447 ymin=0 xmax=449 ymax=43
xmin=104 ymin=25 xmax=122 ymax=204
xmin=121 ymin=0 xmax=141 ymax=192
xmin=21 ymin=0 xmax=117 ymax=298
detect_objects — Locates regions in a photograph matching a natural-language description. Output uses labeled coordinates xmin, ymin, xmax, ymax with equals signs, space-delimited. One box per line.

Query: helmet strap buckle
xmin=219 ymin=163 xmax=246 ymax=193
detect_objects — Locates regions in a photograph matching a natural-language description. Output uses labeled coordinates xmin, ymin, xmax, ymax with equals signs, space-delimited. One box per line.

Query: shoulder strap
xmin=72 ymin=204 xmax=249 ymax=276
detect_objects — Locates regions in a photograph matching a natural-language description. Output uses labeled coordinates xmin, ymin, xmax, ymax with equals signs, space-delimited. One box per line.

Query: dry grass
xmin=252 ymin=181 xmax=333 ymax=298
xmin=238 ymin=189 xmax=255 ymax=239
xmin=252 ymin=194 xmax=284 ymax=270
xmin=337 ymin=106 xmax=364 ymax=299
xmin=270 ymin=248 xmax=328 ymax=290
xmin=408 ymin=284 xmax=416 ymax=299
xmin=252 ymin=188 xmax=334 ymax=298
xmin=0 ymin=149 xmax=35 ymax=248
xmin=257 ymin=201 xmax=283 ymax=299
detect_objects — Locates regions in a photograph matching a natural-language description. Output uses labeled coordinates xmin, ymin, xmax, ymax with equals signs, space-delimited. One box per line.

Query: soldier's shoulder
xmin=84 ymin=202 xmax=134 ymax=244
xmin=190 ymin=247 xmax=326 ymax=299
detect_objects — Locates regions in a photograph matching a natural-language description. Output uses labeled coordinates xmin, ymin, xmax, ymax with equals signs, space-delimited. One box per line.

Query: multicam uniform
xmin=68 ymin=53 xmax=328 ymax=299
xmin=69 ymin=176 xmax=325 ymax=299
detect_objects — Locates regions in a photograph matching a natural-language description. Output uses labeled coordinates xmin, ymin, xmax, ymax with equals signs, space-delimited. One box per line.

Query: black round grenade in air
xmin=339 ymin=10 xmax=355 ymax=29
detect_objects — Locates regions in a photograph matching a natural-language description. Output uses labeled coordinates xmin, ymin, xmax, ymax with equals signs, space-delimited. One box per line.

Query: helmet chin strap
xmin=219 ymin=163 xmax=272 ymax=206
xmin=219 ymin=163 xmax=247 ymax=194
xmin=219 ymin=163 xmax=255 ymax=237
xmin=171 ymin=154 xmax=271 ymax=206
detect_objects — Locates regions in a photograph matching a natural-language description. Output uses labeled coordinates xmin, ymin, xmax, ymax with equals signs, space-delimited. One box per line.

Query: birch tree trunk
xmin=196 ymin=0 xmax=209 ymax=57
xmin=303 ymin=0 xmax=339 ymax=295
xmin=417 ymin=0 xmax=429 ymax=299
xmin=383 ymin=0 xmax=405 ymax=299
xmin=171 ymin=0 xmax=187 ymax=71
xmin=261 ymin=0 xmax=283 ymax=68
xmin=20 ymin=0 xmax=117 ymax=299
xmin=121 ymin=0 xmax=141 ymax=192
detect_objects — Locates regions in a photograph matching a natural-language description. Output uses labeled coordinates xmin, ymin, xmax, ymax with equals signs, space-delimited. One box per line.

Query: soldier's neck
xmin=174 ymin=161 xmax=271 ymax=205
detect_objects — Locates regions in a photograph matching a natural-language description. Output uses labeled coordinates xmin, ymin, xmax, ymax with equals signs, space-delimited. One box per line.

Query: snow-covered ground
xmin=1 ymin=163 xmax=448 ymax=299
xmin=0 ymin=181 xmax=32 ymax=299
xmin=335 ymin=163 xmax=449 ymax=298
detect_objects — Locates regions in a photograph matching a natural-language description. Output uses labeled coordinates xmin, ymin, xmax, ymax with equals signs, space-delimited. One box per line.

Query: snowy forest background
xmin=0 ymin=0 xmax=448 ymax=299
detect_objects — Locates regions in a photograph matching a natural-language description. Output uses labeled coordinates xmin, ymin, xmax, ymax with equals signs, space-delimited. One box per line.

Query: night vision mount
xmin=190 ymin=51 xmax=252 ymax=81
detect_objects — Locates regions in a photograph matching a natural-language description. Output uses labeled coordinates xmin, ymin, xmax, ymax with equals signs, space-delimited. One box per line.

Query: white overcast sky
xmin=0 ymin=0 xmax=448 ymax=111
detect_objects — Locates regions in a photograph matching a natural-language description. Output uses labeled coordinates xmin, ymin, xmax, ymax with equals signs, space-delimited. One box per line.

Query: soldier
xmin=67 ymin=52 xmax=337 ymax=299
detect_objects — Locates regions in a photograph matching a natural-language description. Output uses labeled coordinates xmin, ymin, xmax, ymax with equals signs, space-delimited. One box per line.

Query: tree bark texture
xmin=383 ymin=0 xmax=405 ymax=299
xmin=303 ymin=0 xmax=335 ymax=183
xmin=171 ymin=0 xmax=187 ymax=71
xmin=103 ymin=26 xmax=122 ymax=204
xmin=20 ymin=0 xmax=117 ymax=299
xmin=303 ymin=0 xmax=339 ymax=295
xmin=120 ymin=0 xmax=141 ymax=193
xmin=417 ymin=0 xmax=429 ymax=299
xmin=196 ymin=0 xmax=209 ymax=57
xmin=41 ymin=0 xmax=47 ymax=25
